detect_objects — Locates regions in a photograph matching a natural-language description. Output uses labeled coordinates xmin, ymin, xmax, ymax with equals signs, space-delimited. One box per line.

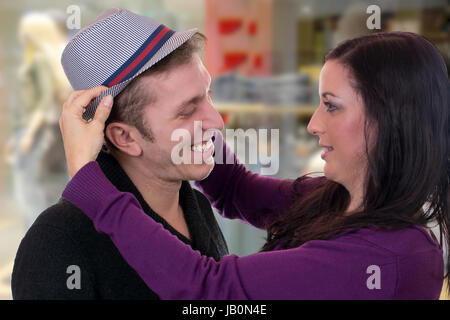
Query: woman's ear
xmin=105 ymin=122 xmax=143 ymax=157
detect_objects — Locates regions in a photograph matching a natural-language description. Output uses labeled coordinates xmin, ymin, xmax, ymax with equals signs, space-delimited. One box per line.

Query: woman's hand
xmin=59 ymin=86 xmax=113 ymax=177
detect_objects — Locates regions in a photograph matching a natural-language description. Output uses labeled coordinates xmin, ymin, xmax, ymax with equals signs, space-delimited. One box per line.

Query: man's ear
xmin=105 ymin=122 xmax=143 ymax=157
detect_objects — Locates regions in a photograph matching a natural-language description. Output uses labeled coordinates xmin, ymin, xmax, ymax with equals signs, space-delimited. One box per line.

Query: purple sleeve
xmin=62 ymin=162 xmax=364 ymax=300
xmin=195 ymin=135 xmax=295 ymax=229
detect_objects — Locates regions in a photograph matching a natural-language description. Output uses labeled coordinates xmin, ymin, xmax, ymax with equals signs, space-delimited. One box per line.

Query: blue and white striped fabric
xmin=61 ymin=8 xmax=197 ymax=121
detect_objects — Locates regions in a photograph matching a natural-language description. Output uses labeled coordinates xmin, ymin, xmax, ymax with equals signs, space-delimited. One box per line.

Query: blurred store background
xmin=0 ymin=0 xmax=448 ymax=299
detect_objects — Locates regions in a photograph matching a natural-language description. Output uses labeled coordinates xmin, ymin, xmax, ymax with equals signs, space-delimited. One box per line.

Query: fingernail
xmin=104 ymin=95 xmax=113 ymax=107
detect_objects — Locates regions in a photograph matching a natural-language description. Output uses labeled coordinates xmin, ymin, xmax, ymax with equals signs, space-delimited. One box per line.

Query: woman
xmin=60 ymin=32 xmax=449 ymax=299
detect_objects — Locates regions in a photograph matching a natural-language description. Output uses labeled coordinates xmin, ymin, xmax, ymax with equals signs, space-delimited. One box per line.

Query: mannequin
xmin=10 ymin=12 xmax=71 ymax=229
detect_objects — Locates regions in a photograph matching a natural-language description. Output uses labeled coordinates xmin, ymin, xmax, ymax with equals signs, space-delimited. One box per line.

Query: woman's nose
xmin=307 ymin=108 xmax=323 ymax=136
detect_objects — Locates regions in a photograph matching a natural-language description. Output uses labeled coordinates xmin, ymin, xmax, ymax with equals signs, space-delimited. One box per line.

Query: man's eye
xmin=324 ymin=101 xmax=338 ymax=112
xmin=179 ymin=108 xmax=196 ymax=118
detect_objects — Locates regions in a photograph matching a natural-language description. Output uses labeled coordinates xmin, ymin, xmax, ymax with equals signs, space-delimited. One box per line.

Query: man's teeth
xmin=191 ymin=139 xmax=213 ymax=152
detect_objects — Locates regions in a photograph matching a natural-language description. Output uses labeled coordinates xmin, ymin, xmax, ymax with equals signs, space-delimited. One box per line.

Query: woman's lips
xmin=321 ymin=146 xmax=334 ymax=160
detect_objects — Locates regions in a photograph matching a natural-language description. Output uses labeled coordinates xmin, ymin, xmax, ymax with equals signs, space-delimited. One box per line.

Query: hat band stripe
xmin=103 ymin=24 xmax=174 ymax=87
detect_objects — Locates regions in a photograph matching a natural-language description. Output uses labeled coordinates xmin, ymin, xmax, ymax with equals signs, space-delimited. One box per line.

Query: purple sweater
xmin=62 ymin=154 xmax=444 ymax=299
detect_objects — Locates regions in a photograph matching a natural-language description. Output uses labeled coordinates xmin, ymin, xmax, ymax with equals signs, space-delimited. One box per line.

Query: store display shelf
xmin=214 ymin=103 xmax=317 ymax=116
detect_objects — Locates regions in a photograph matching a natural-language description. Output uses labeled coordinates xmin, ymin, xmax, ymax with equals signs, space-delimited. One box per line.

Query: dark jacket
xmin=11 ymin=150 xmax=228 ymax=299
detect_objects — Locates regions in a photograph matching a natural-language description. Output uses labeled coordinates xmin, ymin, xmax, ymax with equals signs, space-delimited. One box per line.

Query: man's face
xmin=136 ymin=53 xmax=224 ymax=182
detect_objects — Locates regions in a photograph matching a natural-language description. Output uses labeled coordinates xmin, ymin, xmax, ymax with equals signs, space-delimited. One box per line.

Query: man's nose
xmin=201 ymin=100 xmax=224 ymax=131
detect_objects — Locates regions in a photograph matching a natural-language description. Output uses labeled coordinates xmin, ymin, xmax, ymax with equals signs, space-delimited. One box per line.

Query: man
xmin=12 ymin=8 xmax=228 ymax=299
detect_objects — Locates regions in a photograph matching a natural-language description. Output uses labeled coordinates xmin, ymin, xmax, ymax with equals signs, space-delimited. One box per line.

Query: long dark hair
xmin=262 ymin=32 xmax=450 ymax=291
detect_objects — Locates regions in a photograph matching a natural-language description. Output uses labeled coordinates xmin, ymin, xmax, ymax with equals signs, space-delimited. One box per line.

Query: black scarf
xmin=96 ymin=150 xmax=228 ymax=261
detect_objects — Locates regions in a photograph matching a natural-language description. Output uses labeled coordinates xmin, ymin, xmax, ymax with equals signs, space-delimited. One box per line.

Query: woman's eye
xmin=324 ymin=101 xmax=338 ymax=112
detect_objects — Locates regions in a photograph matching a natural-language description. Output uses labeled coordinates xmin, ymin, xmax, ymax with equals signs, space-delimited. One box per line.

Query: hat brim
xmin=83 ymin=27 xmax=198 ymax=121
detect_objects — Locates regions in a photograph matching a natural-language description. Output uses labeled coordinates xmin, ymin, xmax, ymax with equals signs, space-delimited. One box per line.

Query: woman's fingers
xmin=65 ymin=86 xmax=108 ymax=117
xmin=91 ymin=95 xmax=114 ymax=127
xmin=59 ymin=86 xmax=114 ymax=178
xmin=65 ymin=89 xmax=86 ymax=106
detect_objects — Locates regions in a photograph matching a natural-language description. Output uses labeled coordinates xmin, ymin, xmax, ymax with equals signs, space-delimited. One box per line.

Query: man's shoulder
xmin=13 ymin=198 xmax=160 ymax=300
xmin=14 ymin=199 xmax=111 ymax=277
xmin=30 ymin=198 xmax=97 ymax=237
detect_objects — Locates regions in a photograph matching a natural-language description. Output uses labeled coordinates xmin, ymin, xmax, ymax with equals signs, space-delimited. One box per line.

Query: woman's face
xmin=307 ymin=59 xmax=371 ymax=192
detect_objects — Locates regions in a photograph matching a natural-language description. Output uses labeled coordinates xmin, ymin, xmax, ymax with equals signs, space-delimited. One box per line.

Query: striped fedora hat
xmin=61 ymin=8 xmax=197 ymax=121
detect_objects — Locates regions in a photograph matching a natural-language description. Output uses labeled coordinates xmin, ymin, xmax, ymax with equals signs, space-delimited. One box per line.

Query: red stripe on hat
xmin=107 ymin=26 xmax=171 ymax=87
